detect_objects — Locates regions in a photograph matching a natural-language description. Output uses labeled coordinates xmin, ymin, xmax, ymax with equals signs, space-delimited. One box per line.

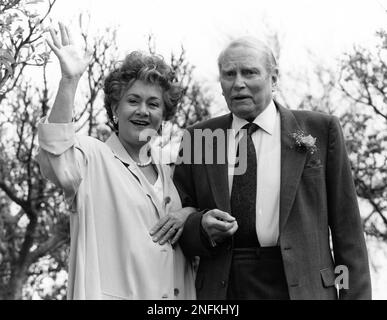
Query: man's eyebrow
xmin=242 ymin=66 xmax=259 ymax=71
xmin=221 ymin=67 xmax=235 ymax=72
xmin=240 ymin=64 xmax=258 ymax=69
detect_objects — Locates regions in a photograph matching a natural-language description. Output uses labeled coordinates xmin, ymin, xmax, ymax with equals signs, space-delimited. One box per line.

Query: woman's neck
xmin=118 ymin=134 xmax=149 ymax=164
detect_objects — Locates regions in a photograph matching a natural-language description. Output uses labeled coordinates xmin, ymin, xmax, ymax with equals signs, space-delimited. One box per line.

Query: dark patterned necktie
xmin=231 ymin=122 xmax=260 ymax=248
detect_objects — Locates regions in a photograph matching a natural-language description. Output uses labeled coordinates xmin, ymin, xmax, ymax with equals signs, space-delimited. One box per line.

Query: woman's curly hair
xmin=104 ymin=51 xmax=182 ymax=131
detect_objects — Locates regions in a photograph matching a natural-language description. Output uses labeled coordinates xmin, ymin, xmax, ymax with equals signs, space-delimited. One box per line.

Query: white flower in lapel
xmin=291 ymin=130 xmax=318 ymax=154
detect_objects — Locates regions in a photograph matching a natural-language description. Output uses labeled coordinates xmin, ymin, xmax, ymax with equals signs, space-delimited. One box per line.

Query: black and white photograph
xmin=0 ymin=0 xmax=386 ymax=302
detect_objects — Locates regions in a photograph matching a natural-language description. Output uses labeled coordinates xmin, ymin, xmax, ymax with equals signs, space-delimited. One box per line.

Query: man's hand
xmin=201 ymin=209 xmax=238 ymax=245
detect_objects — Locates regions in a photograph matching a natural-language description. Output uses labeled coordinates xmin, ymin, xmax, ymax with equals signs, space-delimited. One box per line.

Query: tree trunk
xmin=4 ymin=267 xmax=28 ymax=300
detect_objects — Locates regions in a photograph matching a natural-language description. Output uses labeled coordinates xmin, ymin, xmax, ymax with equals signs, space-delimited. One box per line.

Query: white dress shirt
xmin=228 ymin=101 xmax=281 ymax=247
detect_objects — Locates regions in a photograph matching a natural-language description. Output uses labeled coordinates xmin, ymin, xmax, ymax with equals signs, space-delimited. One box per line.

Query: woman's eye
xmin=149 ymin=103 xmax=159 ymax=108
xmin=128 ymin=99 xmax=138 ymax=104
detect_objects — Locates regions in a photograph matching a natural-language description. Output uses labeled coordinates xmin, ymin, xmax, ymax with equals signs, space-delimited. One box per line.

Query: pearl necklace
xmin=136 ymin=158 xmax=152 ymax=167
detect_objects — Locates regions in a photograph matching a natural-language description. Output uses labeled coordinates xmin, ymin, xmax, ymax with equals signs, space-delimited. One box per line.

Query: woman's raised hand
xmin=46 ymin=22 xmax=91 ymax=80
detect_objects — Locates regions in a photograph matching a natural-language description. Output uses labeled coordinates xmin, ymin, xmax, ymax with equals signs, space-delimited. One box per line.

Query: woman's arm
xmin=37 ymin=23 xmax=92 ymax=204
xmin=46 ymin=22 xmax=91 ymax=123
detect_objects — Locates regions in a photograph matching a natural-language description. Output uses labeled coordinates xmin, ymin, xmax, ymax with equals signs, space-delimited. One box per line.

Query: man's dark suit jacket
xmin=173 ymin=101 xmax=372 ymax=300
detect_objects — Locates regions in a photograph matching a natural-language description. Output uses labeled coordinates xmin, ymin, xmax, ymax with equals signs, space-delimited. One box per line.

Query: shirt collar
xmin=106 ymin=133 xmax=159 ymax=167
xmin=105 ymin=133 xmax=136 ymax=166
xmin=231 ymin=100 xmax=277 ymax=137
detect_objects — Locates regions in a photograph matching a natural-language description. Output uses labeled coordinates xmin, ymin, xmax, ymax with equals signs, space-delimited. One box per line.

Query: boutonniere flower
xmin=291 ymin=130 xmax=318 ymax=154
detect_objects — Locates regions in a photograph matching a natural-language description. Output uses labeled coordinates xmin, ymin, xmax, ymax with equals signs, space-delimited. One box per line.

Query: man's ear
xmin=271 ymin=69 xmax=279 ymax=91
xmin=272 ymin=68 xmax=279 ymax=85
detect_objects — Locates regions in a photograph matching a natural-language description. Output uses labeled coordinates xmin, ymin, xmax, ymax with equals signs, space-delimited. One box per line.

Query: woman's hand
xmin=46 ymin=22 xmax=91 ymax=80
xmin=150 ymin=207 xmax=196 ymax=246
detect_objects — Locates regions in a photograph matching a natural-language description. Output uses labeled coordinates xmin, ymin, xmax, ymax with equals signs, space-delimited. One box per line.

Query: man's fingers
xmin=208 ymin=215 xmax=235 ymax=231
xmin=225 ymin=221 xmax=238 ymax=236
xmin=209 ymin=209 xmax=235 ymax=223
xmin=211 ymin=221 xmax=238 ymax=242
xmin=202 ymin=210 xmax=234 ymax=234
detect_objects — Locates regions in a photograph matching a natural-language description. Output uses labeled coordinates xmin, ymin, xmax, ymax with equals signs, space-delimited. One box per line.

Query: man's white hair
xmin=217 ymin=36 xmax=278 ymax=74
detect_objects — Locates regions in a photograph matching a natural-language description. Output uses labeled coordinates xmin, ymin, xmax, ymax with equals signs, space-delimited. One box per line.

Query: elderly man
xmin=173 ymin=37 xmax=371 ymax=300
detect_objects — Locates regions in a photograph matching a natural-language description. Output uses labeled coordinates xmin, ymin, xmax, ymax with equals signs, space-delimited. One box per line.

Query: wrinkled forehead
xmin=219 ymin=46 xmax=267 ymax=70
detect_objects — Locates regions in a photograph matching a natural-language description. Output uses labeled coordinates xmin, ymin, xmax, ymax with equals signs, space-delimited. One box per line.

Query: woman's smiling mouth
xmin=130 ymin=119 xmax=151 ymax=127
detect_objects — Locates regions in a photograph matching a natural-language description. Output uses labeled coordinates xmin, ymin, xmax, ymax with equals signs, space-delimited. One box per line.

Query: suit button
xmin=221 ymin=280 xmax=227 ymax=287
xmin=174 ymin=288 xmax=179 ymax=296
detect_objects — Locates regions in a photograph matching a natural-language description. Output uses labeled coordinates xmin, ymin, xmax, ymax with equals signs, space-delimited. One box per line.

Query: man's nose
xmin=233 ymin=73 xmax=246 ymax=89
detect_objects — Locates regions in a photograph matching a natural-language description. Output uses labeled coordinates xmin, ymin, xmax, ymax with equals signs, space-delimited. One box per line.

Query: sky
xmin=30 ymin=0 xmax=387 ymax=298
xmin=44 ymin=0 xmax=387 ymax=115
xmin=50 ymin=0 xmax=387 ymax=63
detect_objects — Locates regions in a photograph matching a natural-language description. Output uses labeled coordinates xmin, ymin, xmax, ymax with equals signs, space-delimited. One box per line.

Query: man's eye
xmin=223 ymin=71 xmax=235 ymax=78
xmin=243 ymin=70 xmax=256 ymax=76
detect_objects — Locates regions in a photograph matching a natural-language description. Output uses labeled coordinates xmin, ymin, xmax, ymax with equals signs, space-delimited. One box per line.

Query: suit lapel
xmin=205 ymin=114 xmax=233 ymax=213
xmin=203 ymin=105 xmax=307 ymax=230
xmin=277 ymin=103 xmax=307 ymax=233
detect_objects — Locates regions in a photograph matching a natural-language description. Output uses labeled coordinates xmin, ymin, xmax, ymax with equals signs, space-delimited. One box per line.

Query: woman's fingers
xmin=66 ymin=25 xmax=75 ymax=45
xmin=159 ymin=226 xmax=180 ymax=245
xmin=170 ymin=228 xmax=183 ymax=246
xmin=59 ymin=22 xmax=69 ymax=46
xmin=153 ymin=220 xmax=174 ymax=242
xmin=149 ymin=216 xmax=169 ymax=236
xmin=150 ymin=214 xmax=184 ymax=245
xmin=48 ymin=23 xmax=72 ymax=48
xmin=45 ymin=38 xmax=60 ymax=56
xmin=49 ymin=27 xmax=61 ymax=49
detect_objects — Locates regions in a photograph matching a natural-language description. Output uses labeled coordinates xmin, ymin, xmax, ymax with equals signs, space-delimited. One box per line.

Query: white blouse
xmin=37 ymin=120 xmax=196 ymax=300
